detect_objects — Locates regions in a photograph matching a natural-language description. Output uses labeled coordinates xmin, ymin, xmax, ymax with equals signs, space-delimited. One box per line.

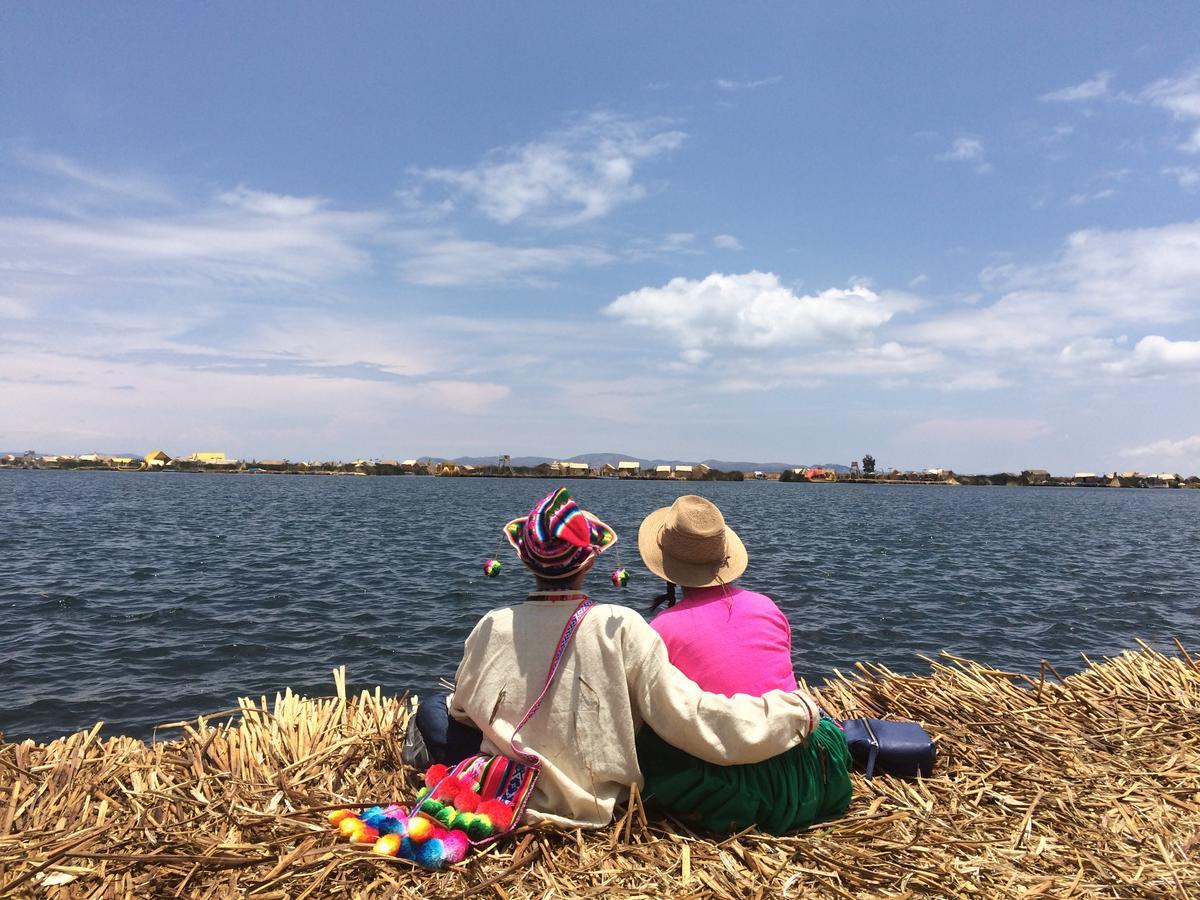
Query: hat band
xmin=658 ymin=525 xmax=727 ymax=565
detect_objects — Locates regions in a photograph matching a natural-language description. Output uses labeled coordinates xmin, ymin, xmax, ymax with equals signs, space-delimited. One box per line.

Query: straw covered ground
xmin=2 ymin=641 xmax=1199 ymax=898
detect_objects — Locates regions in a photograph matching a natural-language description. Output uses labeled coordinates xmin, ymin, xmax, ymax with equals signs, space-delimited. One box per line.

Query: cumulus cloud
xmin=1061 ymin=334 xmax=1200 ymax=378
xmin=713 ymin=234 xmax=743 ymax=251
xmin=1040 ymin=72 xmax=1112 ymax=103
xmin=415 ymin=112 xmax=686 ymax=226
xmin=936 ymin=137 xmax=991 ymax=173
xmin=604 ymin=271 xmax=895 ymax=353
xmin=1121 ymin=434 xmax=1200 ymax=460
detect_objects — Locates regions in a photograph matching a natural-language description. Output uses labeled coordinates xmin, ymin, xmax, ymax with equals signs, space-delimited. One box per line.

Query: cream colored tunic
xmin=447 ymin=598 xmax=820 ymax=828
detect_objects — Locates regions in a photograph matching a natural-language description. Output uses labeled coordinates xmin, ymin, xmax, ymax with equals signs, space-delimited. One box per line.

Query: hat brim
xmin=637 ymin=506 xmax=748 ymax=588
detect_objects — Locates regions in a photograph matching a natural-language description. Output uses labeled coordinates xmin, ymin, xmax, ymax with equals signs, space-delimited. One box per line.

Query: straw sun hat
xmin=637 ymin=495 xmax=747 ymax=588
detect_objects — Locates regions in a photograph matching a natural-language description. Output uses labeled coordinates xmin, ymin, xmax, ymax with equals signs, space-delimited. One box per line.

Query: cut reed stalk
xmin=2 ymin=646 xmax=1199 ymax=897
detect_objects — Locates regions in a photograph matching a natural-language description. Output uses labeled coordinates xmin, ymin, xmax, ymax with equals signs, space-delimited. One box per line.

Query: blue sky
xmin=2 ymin=3 xmax=1199 ymax=472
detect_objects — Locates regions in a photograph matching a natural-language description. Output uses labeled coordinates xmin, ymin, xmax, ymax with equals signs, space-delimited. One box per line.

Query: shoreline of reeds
xmin=2 ymin=641 xmax=1199 ymax=898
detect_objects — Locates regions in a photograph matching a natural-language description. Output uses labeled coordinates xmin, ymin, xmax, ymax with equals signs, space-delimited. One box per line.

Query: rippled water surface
xmin=2 ymin=470 xmax=1198 ymax=742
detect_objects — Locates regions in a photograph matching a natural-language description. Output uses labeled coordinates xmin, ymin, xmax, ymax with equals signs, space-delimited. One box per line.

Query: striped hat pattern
xmin=504 ymin=487 xmax=617 ymax=579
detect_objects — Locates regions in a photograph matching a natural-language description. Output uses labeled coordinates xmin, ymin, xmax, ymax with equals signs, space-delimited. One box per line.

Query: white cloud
xmin=1137 ymin=67 xmax=1200 ymax=152
xmin=397 ymin=235 xmax=611 ymax=286
xmin=908 ymin=273 xmax=929 ymax=287
xmin=0 ymin=346 xmax=514 ymax=455
xmin=7 ymin=146 xmax=175 ymax=204
xmin=1041 ymin=124 xmax=1075 ymax=144
xmin=715 ymin=76 xmax=782 ymax=91
xmin=1040 ymin=72 xmax=1112 ymax=103
xmin=217 ymin=186 xmax=327 ymax=218
xmin=936 ymin=137 xmax=991 ymax=173
xmin=1141 ymin=68 xmax=1200 ymax=120
xmin=938 ymin=137 xmax=985 ymax=161
xmin=1121 ymin=434 xmax=1200 ymax=460
xmin=1163 ymin=166 xmax=1200 ymax=189
xmin=0 ymin=296 xmax=32 ymax=319
xmin=713 ymin=234 xmax=743 ymax=251
xmin=0 ymin=191 xmax=382 ymax=288
xmin=1067 ymin=188 xmax=1115 ymax=205
xmin=779 ymin=342 xmax=943 ymax=377
xmin=989 ymin=221 xmax=1200 ymax=321
xmin=1060 ymin=334 xmax=1200 ymax=378
xmin=604 ymin=271 xmax=895 ymax=352
xmin=902 ymin=221 xmax=1200 ymax=361
xmin=415 ymin=112 xmax=686 ymax=226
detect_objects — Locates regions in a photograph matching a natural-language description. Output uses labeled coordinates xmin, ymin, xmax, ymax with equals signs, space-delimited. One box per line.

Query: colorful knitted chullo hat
xmin=504 ymin=487 xmax=617 ymax=580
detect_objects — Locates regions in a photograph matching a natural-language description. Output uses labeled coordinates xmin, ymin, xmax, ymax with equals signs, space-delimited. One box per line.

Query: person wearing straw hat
xmin=442 ymin=486 xmax=824 ymax=829
xmin=635 ymin=495 xmax=853 ymax=834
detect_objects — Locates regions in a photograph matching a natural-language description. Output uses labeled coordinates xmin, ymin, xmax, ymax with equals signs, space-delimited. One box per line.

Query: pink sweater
xmin=649 ymin=585 xmax=798 ymax=698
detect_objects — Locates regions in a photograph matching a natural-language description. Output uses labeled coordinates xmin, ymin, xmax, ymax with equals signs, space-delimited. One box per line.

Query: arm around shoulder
xmin=622 ymin=613 xmax=818 ymax=765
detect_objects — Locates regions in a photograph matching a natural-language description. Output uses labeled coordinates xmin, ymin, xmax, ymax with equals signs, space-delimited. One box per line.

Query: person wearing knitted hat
xmin=635 ymin=495 xmax=853 ymax=835
xmin=439 ymin=486 xmax=825 ymax=829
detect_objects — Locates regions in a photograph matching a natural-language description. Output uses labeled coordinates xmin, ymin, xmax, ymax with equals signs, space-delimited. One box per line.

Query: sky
xmin=1 ymin=4 xmax=1199 ymax=473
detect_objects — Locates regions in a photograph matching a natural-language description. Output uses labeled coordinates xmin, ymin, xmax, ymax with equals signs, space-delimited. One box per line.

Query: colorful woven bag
xmin=329 ymin=598 xmax=595 ymax=868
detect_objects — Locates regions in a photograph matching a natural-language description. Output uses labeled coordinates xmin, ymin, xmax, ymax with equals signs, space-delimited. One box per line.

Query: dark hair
xmin=650 ymin=581 xmax=677 ymax=612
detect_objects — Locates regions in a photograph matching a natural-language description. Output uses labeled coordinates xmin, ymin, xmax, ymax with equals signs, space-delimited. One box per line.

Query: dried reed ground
xmin=2 ymin=642 xmax=1199 ymax=899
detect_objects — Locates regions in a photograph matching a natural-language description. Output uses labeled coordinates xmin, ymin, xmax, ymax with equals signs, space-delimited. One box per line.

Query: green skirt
xmin=636 ymin=718 xmax=853 ymax=835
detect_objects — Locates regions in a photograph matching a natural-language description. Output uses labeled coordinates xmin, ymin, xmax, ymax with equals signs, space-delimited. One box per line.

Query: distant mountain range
xmin=452 ymin=452 xmax=850 ymax=474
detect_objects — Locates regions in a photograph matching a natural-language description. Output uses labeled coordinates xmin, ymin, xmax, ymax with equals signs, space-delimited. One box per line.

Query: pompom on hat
xmin=505 ymin=487 xmax=617 ymax=580
xmin=637 ymin=495 xmax=747 ymax=588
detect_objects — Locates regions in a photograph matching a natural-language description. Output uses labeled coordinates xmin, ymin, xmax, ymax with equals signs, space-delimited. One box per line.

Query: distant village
xmin=2 ymin=450 xmax=1197 ymax=489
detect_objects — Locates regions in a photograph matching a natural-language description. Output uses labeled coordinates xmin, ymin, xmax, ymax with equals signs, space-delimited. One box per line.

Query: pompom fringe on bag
xmin=328 ymin=598 xmax=594 ymax=868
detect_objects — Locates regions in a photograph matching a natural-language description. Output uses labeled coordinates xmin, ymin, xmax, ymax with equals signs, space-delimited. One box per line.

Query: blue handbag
xmin=841 ymin=718 xmax=936 ymax=779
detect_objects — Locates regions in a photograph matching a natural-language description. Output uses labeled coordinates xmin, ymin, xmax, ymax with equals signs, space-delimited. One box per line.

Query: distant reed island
xmin=3 ymin=450 xmax=1196 ymax=489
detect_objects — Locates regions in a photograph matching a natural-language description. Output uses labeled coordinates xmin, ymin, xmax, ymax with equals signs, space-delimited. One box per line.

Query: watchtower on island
xmin=498 ymin=454 xmax=513 ymax=475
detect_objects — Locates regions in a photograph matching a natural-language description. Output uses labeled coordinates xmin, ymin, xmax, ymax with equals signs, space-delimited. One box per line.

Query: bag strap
xmin=509 ymin=597 xmax=595 ymax=767
xmin=862 ymin=718 xmax=879 ymax=780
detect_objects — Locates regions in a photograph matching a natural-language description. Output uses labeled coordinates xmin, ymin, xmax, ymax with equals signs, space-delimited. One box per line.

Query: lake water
xmin=2 ymin=470 xmax=1198 ymax=743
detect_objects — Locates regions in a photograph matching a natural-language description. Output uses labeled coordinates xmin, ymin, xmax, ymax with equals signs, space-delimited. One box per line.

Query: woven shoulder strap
xmin=509 ymin=597 xmax=594 ymax=766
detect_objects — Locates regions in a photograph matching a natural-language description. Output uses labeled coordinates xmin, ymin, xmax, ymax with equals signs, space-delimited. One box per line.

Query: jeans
xmin=414 ymin=693 xmax=483 ymax=766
